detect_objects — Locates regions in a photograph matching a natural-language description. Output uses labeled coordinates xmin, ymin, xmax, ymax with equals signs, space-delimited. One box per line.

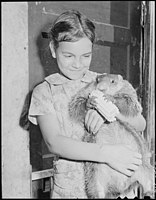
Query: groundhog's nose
xmin=96 ymin=83 xmax=108 ymax=92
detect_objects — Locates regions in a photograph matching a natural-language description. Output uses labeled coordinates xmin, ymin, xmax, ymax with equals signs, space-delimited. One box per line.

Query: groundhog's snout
xmin=96 ymin=82 xmax=109 ymax=92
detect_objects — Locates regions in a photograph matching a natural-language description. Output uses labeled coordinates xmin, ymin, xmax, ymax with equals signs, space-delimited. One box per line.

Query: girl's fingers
xmin=92 ymin=117 xmax=103 ymax=134
xmin=133 ymin=158 xmax=142 ymax=166
xmin=124 ymin=169 xmax=134 ymax=177
xmin=85 ymin=110 xmax=95 ymax=131
xmin=128 ymin=163 xmax=140 ymax=171
xmin=87 ymin=112 xmax=98 ymax=133
xmin=85 ymin=110 xmax=104 ymax=133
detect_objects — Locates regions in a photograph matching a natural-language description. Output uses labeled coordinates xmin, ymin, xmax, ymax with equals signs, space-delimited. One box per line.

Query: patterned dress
xmin=28 ymin=70 xmax=98 ymax=198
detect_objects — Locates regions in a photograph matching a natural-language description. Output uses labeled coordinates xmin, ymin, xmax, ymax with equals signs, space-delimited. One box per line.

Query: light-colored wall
xmin=2 ymin=2 xmax=31 ymax=198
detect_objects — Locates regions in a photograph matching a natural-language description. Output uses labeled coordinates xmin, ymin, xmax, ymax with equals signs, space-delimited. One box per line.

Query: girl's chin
xmin=68 ymin=74 xmax=85 ymax=80
xmin=63 ymin=71 xmax=85 ymax=80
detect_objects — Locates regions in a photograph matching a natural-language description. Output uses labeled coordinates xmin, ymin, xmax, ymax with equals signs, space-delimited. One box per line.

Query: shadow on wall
xmin=19 ymin=90 xmax=32 ymax=131
xmin=36 ymin=22 xmax=60 ymax=77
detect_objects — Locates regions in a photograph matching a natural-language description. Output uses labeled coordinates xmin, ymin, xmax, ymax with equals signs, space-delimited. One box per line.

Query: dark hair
xmin=49 ymin=10 xmax=95 ymax=49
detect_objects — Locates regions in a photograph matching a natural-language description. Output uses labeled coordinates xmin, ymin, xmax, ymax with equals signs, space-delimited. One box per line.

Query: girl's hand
xmin=101 ymin=144 xmax=142 ymax=177
xmin=85 ymin=109 xmax=105 ymax=134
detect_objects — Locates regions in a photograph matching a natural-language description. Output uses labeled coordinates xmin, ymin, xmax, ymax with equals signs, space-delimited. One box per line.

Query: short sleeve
xmin=28 ymin=81 xmax=55 ymax=125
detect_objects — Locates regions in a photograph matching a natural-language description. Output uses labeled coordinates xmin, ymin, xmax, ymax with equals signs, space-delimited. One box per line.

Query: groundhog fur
xmin=68 ymin=73 xmax=154 ymax=199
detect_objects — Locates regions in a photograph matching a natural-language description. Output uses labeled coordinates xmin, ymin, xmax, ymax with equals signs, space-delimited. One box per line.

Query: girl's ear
xmin=49 ymin=41 xmax=56 ymax=58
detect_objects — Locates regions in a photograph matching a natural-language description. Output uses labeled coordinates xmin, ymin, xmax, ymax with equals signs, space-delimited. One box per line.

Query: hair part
xmin=49 ymin=10 xmax=95 ymax=49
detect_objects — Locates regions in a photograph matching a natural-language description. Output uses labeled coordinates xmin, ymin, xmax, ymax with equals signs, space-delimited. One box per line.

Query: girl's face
xmin=51 ymin=37 xmax=93 ymax=80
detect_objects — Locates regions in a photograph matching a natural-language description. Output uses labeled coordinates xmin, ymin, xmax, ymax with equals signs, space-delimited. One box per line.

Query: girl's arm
xmin=37 ymin=112 xmax=142 ymax=177
xmin=37 ymin=113 xmax=101 ymax=162
xmin=116 ymin=112 xmax=146 ymax=132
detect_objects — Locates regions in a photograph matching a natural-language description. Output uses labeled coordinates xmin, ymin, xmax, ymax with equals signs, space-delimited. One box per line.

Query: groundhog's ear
xmin=118 ymin=74 xmax=123 ymax=81
xmin=96 ymin=73 xmax=107 ymax=83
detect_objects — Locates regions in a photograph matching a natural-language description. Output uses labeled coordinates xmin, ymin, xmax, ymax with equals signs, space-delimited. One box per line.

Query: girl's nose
xmin=72 ymin=59 xmax=81 ymax=69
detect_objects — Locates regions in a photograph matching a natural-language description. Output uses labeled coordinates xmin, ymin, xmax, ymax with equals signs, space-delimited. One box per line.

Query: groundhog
xmin=68 ymin=73 xmax=154 ymax=199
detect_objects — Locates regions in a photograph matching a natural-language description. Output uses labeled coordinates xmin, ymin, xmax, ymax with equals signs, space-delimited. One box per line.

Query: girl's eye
xmin=83 ymin=55 xmax=91 ymax=58
xmin=84 ymin=54 xmax=91 ymax=58
xmin=65 ymin=56 xmax=72 ymax=58
xmin=64 ymin=55 xmax=73 ymax=58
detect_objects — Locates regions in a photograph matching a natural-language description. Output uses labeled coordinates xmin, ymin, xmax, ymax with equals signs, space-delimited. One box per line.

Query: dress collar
xmin=45 ymin=70 xmax=97 ymax=85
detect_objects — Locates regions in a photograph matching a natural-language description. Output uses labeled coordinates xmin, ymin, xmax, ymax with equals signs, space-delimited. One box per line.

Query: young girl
xmin=28 ymin=10 xmax=146 ymax=198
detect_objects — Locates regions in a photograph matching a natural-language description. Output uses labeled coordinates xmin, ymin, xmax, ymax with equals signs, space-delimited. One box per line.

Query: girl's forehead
xmin=58 ymin=37 xmax=93 ymax=54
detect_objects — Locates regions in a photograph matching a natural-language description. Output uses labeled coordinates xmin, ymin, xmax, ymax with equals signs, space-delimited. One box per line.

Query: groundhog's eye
xmin=111 ymin=80 xmax=115 ymax=83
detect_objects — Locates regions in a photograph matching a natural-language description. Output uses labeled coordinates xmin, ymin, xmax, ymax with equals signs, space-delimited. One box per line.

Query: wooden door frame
xmin=140 ymin=1 xmax=155 ymax=165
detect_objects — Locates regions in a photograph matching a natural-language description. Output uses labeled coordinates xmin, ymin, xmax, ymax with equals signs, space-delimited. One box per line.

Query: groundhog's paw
xmin=86 ymin=96 xmax=98 ymax=109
